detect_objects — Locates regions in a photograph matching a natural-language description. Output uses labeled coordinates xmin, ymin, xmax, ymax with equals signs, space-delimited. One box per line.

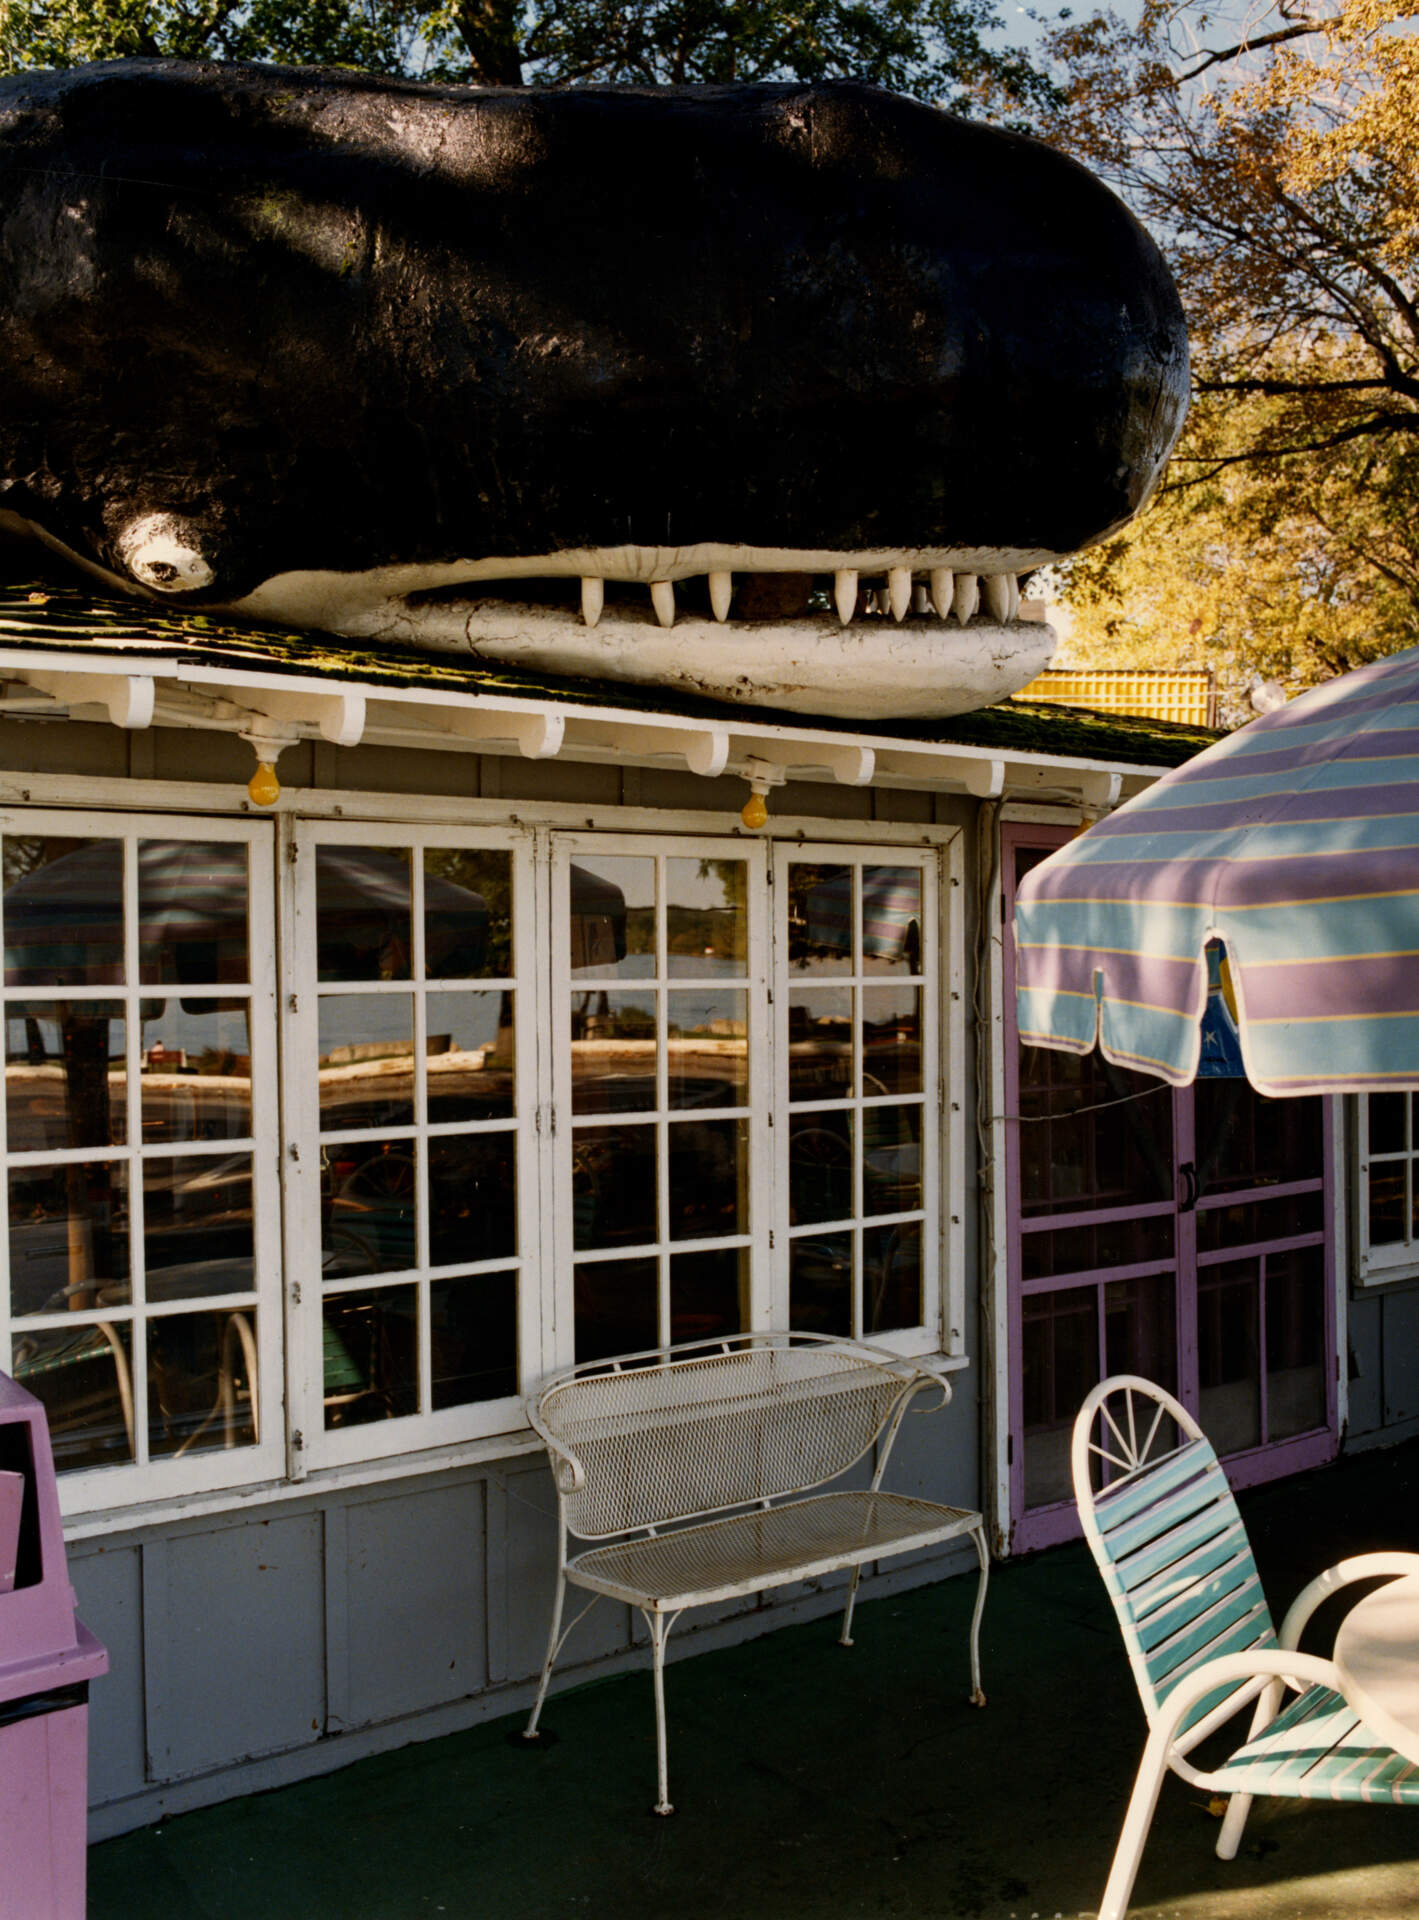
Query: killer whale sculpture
xmin=0 ymin=61 xmax=1188 ymax=719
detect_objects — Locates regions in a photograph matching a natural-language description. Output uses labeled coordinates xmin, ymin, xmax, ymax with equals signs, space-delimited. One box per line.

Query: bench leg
xmin=967 ymin=1523 xmax=989 ymax=1707
xmin=644 ymin=1607 xmax=678 ymax=1816
xmin=839 ymin=1564 xmax=864 ymax=1648
xmin=525 ymin=1577 xmax=603 ymax=1742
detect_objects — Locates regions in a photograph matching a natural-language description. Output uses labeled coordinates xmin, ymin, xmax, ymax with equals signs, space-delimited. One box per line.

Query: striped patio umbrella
xmin=1013 ymin=644 xmax=1419 ymax=1097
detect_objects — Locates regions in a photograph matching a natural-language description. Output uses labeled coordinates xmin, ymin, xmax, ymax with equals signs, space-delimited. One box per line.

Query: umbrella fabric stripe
xmin=1015 ymin=943 xmax=1205 ymax=1013
xmin=1092 ymin=757 xmax=1419 ymax=817
xmin=1069 ymin=810 xmax=1419 ymax=857
xmin=1015 ymin=898 xmax=1212 ymax=954
xmin=1220 ymin=897 xmax=1419 ymax=958
xmin=1085 ymin=793 xmax=1419 ymax=844
xmin=1097 ymin=998 xmax=1202 ymax=1083
xmin=1237 ymin=953 xmax=1419 ymax=1021
xmin=1243 ymin=1014 xmax=1419 ymax=1089
xmin=1016 ymin=984 xmax=1103 ymax=1052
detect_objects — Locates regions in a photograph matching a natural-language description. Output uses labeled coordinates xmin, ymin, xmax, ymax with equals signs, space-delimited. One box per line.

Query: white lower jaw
xmin=230 ymin=546 xmax=1061 ymax=718
xmin=272 ymin=592 xmax=1052 ymax=720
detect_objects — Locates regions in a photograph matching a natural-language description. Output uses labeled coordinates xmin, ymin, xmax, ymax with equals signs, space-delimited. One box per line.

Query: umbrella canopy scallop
xmin=1014 ymin=644 xmax=1419 ymax=1096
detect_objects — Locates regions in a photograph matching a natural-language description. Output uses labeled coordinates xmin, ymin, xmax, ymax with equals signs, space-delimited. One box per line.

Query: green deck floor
xmin=89 ymin=1440 xmax=1419 ymax=1920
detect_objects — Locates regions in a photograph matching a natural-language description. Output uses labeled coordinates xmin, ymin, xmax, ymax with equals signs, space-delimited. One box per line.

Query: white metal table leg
xmin=838 ymin=1565 xmax=864 ymax=1647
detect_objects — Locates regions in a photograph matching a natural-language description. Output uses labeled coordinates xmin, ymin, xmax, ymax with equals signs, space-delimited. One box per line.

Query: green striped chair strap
xmin=1215 ymin=1685 xmax=1419 ymax=1805
xmin=1092 ymin=1439 xmax=1275 ymax=1731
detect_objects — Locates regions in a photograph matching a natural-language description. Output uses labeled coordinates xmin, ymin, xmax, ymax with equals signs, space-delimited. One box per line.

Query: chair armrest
xmin=1278 ymin=1553 xmax=1419 ymax=1651
xmin=1154 ymin=1647 xmax=1339 ymax=1750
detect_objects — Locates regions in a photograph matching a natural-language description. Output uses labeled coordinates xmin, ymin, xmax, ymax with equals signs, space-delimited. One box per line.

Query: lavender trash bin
xmin=0 ymin=1370 xmax=107 ymax=1920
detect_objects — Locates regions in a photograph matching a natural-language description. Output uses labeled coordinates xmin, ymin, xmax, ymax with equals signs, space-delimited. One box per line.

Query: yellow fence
xmin=1013 ymin=668 xmax=1218 ymax=728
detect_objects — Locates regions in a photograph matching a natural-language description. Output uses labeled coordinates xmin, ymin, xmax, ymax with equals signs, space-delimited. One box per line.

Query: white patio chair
xmin=1073 ymin=1374 xmax=1419 ymax=1920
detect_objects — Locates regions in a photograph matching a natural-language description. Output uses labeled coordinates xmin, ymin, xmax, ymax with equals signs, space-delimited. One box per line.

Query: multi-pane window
xmin=5 ymin=812 xmax=955 ymax=1507
xmin=554 ymin=838 xmax=767 ymax=1364
xmin=1 ymin=816 xmax=279 ymax=1499
xmin=779 ymin=851 xmax=937 ymax=1340
xmin=1357 ymin=1092 xmax=1419 ymax=1283
xmin=291 ymin=826 xmax=537 ymax=1466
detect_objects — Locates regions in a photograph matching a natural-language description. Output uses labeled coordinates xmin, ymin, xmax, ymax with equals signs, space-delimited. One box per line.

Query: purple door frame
xmin=1001 ymin=822 xmax=1339 ymax=1553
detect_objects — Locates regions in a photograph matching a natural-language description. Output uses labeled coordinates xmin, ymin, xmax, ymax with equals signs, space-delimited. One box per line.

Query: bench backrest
xmin=532 ymin=1337 xmax=923 ymax=1540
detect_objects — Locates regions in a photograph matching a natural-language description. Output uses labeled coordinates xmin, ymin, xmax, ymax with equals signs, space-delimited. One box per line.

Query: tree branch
xmin=1176 ymin=17 xmax=1340 ymax=83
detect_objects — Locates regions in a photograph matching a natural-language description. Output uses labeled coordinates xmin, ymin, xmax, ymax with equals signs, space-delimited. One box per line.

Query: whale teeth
xmin=708 ymin=571 xmax=733 ymax=622
xmin=912 ymin=582 xmax=931 ymax=616
xmin=952 ymin=573 xmax=980 ymax=624
xmin=834 ymin=569 xmax=858 ymax=626
xmin=983 ymin=573 xmax=1017 ymax=623
xmin=581 ymin=576 xmax=604 ymax=627
xmin=650 ymin=580 xmax=675 ymax=628
xmin=1006 ymin=572 xmax=1021 ymax=621
xmin=888 ymin=567 xmax=912 ymax=622
xmin=930 ymin=569 xmax=953 ymax=620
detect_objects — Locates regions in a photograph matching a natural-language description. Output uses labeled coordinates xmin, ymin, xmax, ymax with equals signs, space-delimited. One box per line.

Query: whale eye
xmin=116 ymin=513 xmax=215 ymax=594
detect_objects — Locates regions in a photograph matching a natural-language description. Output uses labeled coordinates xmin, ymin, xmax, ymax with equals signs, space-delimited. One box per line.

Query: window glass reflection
xmin=431 ymin=1270 xmax=517 ymax=1407
xmin=11 ymin=1321 xmax=134 ymax=1471
xmin=863 ymin=1105 xmax=921 ymax=1216
xmin=787 ymin=988 xmax=853 ymax=1101
xmin=791 ymin=1232 xmax=852 ymax=1337
xmin=667 ymin=991 xmax=746 ymax=1110
xmin=428 ymin=1133 xmax=516 ymax=1266
xmin=322 ymin=1140 xmax=418 ymax=1279
xmin=316 ymin=846 xmax=412 ymax=982
xmin=1023 ymin=1284 xmax=1099 ymax=1508
xmin=147 ymin=1308 xmax=258 ymax=1457
xmin=318 ymin=995 xmax=415 ymax=1132
xmin=862 ymin=986 xmax=921 ymax=1095
xmin=865 ymin=1222 xmax=920 ymax=1333
xmin=426 ymin=992 xmax=514 ymax=1123
xmin=6 ymin=1003 xmax=125 ymax=1152
xmin=572 ymin=1124 xmax=656 ymax=1250
xmin=9 ymin=1163 xmax=129 ymax=1315
xmin=570 ymin=991 xmax=657 ymax=1115
xmin=666 ymin=859 xmax=746 ymax=976
xmin=3 ymin=836 xmax=124 ymax=987
xmin=668 ymin=1117 xmax=745 ymax=1241
xmin=144 ymin=1154 xmax=254 ymax=1302
xmin=789 ymin=1110 xmax=852 ymax=1225
xmin=423 ymin=848 xmax=510 ymax=980
xmin=786 ymin=865 xmax=852 ymax=975
xmin=861 ymin=867 xmax=921 ymax=975
xmin=575 ymin=1256 xmax=658 ymax=1364
xmin=670 ymin=1246 xmax=746 ymax=1342
xmin=568 ymin=858 xmax=651 ymax=979
xmin=138 ymin=841 xmax=249 ymax=986
xmin=323 ymin=1286 xmax=418 ymax=1427
xmin=140 ymin=1001 xmax=251 ymax=1143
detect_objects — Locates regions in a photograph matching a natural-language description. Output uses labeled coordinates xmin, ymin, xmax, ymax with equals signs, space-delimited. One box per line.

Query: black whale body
xmin=0 ymin=60 xmax=1188 ymax=605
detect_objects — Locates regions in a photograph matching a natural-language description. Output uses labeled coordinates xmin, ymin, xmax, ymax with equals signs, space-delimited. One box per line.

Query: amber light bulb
xmin=248 ymin=761 xmax=281 ymax=807
xmin=740 ymin=790 xmax=769 ymax=830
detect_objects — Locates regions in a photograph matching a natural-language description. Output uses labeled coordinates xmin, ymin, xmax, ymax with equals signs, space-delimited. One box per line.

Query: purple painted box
xmin=0 ymin=1370 xmax=108 ymax=1920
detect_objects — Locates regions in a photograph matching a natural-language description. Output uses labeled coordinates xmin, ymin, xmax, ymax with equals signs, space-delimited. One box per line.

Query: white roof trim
xmin=0 ymin=645 xmax=1172 ymax=805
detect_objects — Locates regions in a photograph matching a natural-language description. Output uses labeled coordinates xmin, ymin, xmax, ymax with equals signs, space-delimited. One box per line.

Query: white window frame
xmin=0 ymin=809 xmax=284 ymax=1513
xmin=283 ymin=817 xmax=543 ymax=1471
xmin=772 ymin=841 xmax=950 ymax=1358
xmin=546 ymin=830 xmax=771 ymax=1371
xmin=1354 ymin=1093 xmax=1419 ymax=1286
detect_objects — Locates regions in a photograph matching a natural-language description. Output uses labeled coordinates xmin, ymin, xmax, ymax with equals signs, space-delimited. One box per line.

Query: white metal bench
xmin=522 ymin=1330 xmax=989 ymax=1814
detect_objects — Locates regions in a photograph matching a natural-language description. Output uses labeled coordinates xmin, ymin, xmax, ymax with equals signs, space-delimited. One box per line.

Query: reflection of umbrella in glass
xmin=1014 ymin=647 xmax=1419 ymax=1095
xmin=1 ymin=840 xmax=494 ymax=987
xmin=806 ymin=868 xmax=921 ymax=961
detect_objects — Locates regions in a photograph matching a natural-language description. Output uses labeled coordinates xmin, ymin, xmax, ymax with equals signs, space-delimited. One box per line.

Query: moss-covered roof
xmin=0 ymin=576 xmax=1221 ymax=769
